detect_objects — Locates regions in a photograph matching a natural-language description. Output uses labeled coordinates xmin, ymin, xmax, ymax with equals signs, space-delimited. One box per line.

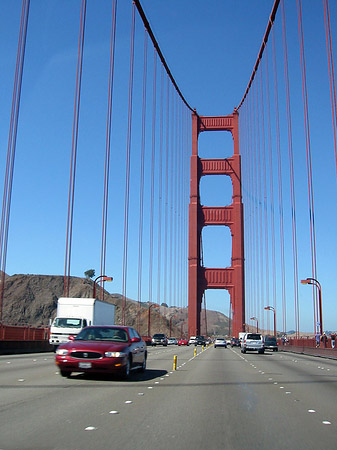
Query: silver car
xmin=214 ymin=337 xmax=227 ymax=348
xmin=241 ymin=333 xmax=264 ymax=354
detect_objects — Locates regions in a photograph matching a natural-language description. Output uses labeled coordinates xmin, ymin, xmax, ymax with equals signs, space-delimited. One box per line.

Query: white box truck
xmin=49 ymin=297 xmax=115 ymax=350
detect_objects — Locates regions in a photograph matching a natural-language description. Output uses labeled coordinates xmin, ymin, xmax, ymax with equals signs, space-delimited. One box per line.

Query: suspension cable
xmin=137 ymin=29 xmax=148 ymax=332
xmin=122 ymin=1 xmax=136 ymax=324
xmin=297 ymin=0 xmax=318 ymax=333
xmin=237 ymin=0 xmax=280 ymax=110
xmin=323 ymin=0 xmax=337 ymax=184
xmin=281 ymin=0 xmax=300 ymax=337
xmin=0 ymin=0 xmax=30 ymax=322
xmin=134 ymin=0 xmax=194 ymax=113
xmin=272 ymin=27 xmax=287 ymax=334
xmin=64 ymin=0 xmax=87 ymax=297
xmin=100 ymin=0 xmax=117 ymax=300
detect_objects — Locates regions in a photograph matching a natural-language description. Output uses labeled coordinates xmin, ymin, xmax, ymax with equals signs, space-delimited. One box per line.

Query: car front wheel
xmin=60 ymin=369 xmax=72 ymax=378
xmin=121 ymin=358 xmax=131 ymax=379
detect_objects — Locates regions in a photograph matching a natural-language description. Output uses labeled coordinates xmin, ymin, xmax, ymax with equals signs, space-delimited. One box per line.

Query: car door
xmin=133 ymin=328 xmax=146 ymax=365
xmin=129 ymin=328 xmax=143 ymax=365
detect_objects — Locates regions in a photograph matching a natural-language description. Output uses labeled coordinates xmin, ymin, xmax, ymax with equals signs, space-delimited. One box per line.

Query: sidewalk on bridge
xmin=280 ymin=344 xmax=337 ymax=360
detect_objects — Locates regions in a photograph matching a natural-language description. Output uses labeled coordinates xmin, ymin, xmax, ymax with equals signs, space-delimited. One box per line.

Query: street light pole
xmin=301 ymin=277 xmax=323 ymax=336
xmin=264 ymin=306 xmax=276 ymax=337
xmin=147 ymin=303 xmax=159 ymax=337
xmin=93 ymin=275 xmax=113 ymax=299
xmin=250 ymin=316 xmax=258 ymax=333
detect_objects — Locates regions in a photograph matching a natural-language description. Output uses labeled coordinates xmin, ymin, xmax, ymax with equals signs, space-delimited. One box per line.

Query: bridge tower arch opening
xmin=188 ymin=112 xmax=245 ymax=338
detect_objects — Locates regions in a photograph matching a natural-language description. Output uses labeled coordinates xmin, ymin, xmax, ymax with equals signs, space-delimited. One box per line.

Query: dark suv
xmin=231 ymin=337 xmax=240 ymax=347
xmin=195 ymin=335 xmax=207 ymax=346
xmin=151 ymin=333 xmax=168 ymax=346
xmin=264 ymin=335 xmax=278 ymax=351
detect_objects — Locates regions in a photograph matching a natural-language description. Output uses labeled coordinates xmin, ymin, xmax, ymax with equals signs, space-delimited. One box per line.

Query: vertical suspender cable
xmin=163 ymin=80 xmax=170 ymax=305
xmin=323 ymin=0 xmax=337 ymax=182
xmin=281 ymin=0 xmax=300 ymax=337
xmin=137 ymin=29 xmax=148 ymax=331
xmin=259 ymin=68 xmax=270 ymax=332
xmin=148 ymin=48 xmax=157 ymax=305
xmin=122 ymin=1 xmax=136 ymax=324
xmin=64 ymin=0 xmax=87 ymax=297
xmin=0 ymin=0 xmax=30 ymax=322
xmin=100 ymin=0 xmax=117 ymax=300
xmin=157 ymin=65 xmax=164 ymax=304
xmin=264 ymin=48 xmax=278 ymax=327
xmin=297 ymin=0 xmax=318 ymax=333
xmin=272 ymin=28 xmax=287 ymax=334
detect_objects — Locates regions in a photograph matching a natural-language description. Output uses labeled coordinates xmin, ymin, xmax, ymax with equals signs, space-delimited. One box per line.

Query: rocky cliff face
xmin=1 ymin=274 xmax=230 ymax=337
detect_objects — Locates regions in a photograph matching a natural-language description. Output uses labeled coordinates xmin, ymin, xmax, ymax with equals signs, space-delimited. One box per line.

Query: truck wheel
xmin=60 ymin=370 xmax=72 ymax=378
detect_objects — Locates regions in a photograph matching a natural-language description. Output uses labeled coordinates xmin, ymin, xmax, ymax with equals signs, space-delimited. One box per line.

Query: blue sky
xmin=1 ymin=1 xmax=336 ymax=334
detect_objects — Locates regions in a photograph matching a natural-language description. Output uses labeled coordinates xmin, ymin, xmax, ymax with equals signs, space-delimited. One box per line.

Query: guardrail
xmin=279 ymin=337 xmax=337 ymax=359
xmin=0 ymin=324 xmax=49 ymax=341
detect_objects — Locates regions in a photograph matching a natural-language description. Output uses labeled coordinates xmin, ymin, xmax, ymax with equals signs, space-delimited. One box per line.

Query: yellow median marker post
xmin=173 ymin=355 xmax=177 ymax=370
xmin=194 ymin=347 xmax=197 ymax=357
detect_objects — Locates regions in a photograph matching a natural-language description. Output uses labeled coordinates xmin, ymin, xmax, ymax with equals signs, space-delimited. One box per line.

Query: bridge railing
xmin=0 ymin=324 xmax=49 ymax=341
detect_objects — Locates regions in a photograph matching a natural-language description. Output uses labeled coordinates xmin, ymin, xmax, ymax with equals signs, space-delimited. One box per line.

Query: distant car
xmin=178 ymin=339 xmax=189 ymax=346
xmin=188 ymin=336 xmax=197 ymax=345
xmin=167 ymin=337 xmax=178 ymax=345
xmin=55 ymin=325 xmax=147 ymax=379
xmin=195 ymin=335 xmax=207 ymax=346
xmin=231 ymin=337 xmax=240 ymax=347
xmin=241 ymin=333 xmax=264 ymax=354
xmin=214 ymin=337 xmax=227 ymax=348
xmin=264 ymin=335 xmax=278 ymax=351
xmin=151 ymin=333 xmax=168 ymax=346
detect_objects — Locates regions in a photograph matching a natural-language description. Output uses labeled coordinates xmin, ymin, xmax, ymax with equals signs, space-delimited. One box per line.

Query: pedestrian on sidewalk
xmin=321 ymin=333 xmax=327 ymax=348
xmin=331 ymin=333 xmax=336 ymax=349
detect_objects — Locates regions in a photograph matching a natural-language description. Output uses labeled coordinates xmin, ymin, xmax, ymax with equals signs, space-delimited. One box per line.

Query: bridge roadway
xmin=1 ymin=345 xmax=337 ymax=450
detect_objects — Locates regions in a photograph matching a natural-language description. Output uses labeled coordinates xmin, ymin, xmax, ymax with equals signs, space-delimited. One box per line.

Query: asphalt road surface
xmin=1 ymin=345 xmax=337 ymax=450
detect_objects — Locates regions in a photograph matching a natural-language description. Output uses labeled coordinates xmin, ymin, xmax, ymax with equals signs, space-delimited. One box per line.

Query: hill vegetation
xmin=2 ymin=274 xmax=230 ymax=338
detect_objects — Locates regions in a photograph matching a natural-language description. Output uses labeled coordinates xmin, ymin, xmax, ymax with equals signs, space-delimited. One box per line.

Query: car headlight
xmin=105 ymin=351 xmax=127 ymax=358
xmin=56 ymin=348 xmax=69 ymax=356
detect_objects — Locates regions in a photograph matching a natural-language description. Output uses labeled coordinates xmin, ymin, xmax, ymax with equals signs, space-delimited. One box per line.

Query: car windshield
xmin=153 ymin=334 xmax=165 ymax=338
xmin=54 ymin=318 xmax=82 ymax=328
xmin=265 ymin=336 xmax=277 ymax=342
xmin=75 ymin=327 xmax=128 ymax=342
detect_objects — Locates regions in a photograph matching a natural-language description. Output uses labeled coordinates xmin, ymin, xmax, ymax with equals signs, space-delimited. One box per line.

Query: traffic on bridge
xmin=1 ymin=344 xmax=337 ymax=449
xmin=1 ymin=0 xmax=337 ymax=448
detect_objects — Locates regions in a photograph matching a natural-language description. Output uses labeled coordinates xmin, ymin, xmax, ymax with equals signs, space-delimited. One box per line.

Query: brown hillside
xmin=2 ymin=274 xmax=230 ymax=337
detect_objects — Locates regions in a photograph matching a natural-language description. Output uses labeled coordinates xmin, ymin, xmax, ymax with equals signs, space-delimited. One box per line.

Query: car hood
xmin=59 ymin=341 xmax=129 ymax=353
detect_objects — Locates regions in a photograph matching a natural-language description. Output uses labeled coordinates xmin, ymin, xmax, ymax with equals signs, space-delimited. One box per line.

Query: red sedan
xmin=55 ymin=325 xmax=147 ymax=379
xmin=178 ymin=339 xmax=189 ymax=346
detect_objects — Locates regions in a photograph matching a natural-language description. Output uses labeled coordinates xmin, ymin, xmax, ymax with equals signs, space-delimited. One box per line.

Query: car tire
xmin=258 ymin=349 xmax=265 ymax=354
xmin=242 ymin=348 xmax=246 ymax=353
xmin=121 ymin=357 xmax=131 ymax=379
xmin=139 ymin=355 xmax=147 ymax=373
xmin=60 ymin=370 xmax=71 ymax=378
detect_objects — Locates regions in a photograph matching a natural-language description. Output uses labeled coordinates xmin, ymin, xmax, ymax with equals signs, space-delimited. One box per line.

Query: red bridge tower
xmin=188 ymin=111 xmax=245 ymax=338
